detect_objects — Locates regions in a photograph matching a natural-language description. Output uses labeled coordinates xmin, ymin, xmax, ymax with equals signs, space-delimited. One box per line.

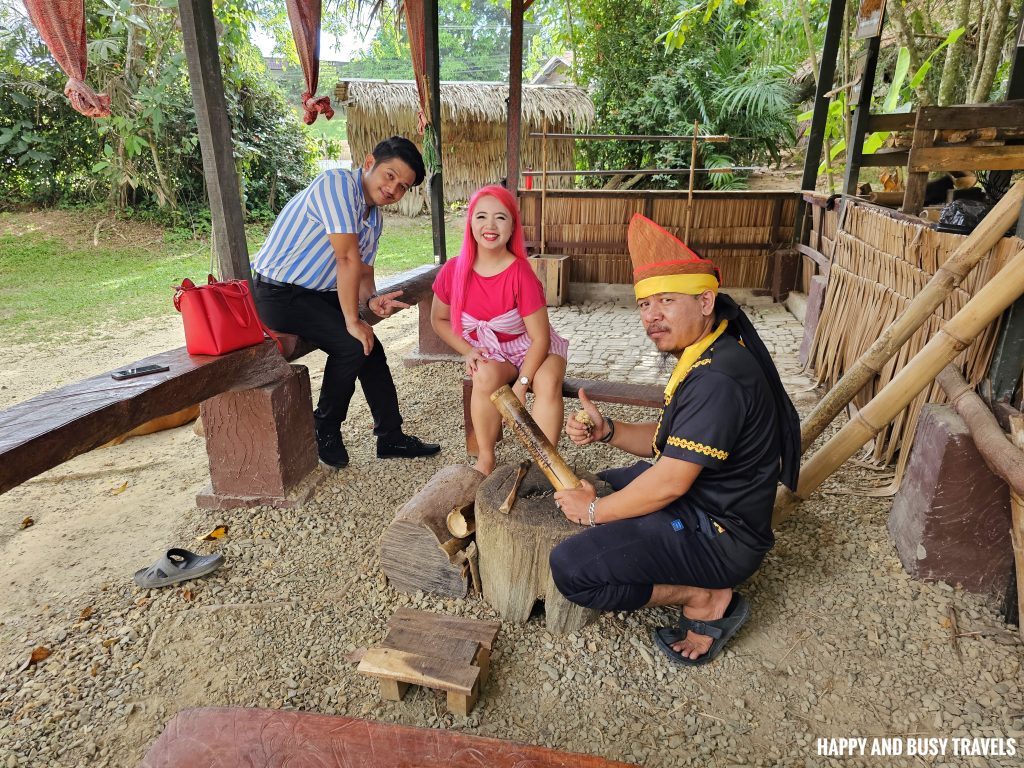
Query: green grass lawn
xmin=0 ymin=210 xmax=464 ymax=345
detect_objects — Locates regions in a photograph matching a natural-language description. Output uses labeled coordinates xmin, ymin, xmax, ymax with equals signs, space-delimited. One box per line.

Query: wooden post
xmin=490 ymin=385 xmax=581 ymax=491
xmin=798 ymin=180 xmax=1024 ymax=454
xmin=796 ymin=0 xmax=846 ymax=243
xmin=424 ymin=0 xmax=447 ymax=263
xmin=775 ymin=245 xmax=1024 ymax=524
xmin=1009 ymin=415 xmax=1024 ymax=641
xmin=684 ymin=120 xmax=698 ymax=243
xmin=540 ymin=117 xmax=548 ymax=253
xmin=505 ymin=0 xmax=524 ymax=194
xmin=841 ymin=29 xmax=883 ymax=199
xmin=177 ymin=0 xmax=250 ymax=283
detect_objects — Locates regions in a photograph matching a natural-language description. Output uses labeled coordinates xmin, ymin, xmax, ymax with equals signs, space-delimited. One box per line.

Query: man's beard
xmin=657 ymin=351 xmax=675 ymax=373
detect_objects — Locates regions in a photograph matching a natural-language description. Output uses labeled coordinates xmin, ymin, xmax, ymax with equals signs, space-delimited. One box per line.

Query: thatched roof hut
xmin=336 ymin=79 xmax=594 ymax=215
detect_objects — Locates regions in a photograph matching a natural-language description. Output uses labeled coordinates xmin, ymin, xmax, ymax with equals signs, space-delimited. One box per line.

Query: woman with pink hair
xmin=431 ymin=185 xmax=569 ymax=475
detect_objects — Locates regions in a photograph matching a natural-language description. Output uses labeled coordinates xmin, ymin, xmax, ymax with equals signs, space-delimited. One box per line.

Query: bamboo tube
xmin=446 ymin=503 xmax=475 ymax=538
xmin=936 ymin=365 xmax=1024 ymax=495
xmin=490 ymin=385 xmax=581 ymax=491
xmin=800 ymin=180 xmax=1024 ymax=454
xmin=1009 ymin=415 xmax=1024 ymax=642
xmin=775 ymin=245 xmax=1024 ymax=525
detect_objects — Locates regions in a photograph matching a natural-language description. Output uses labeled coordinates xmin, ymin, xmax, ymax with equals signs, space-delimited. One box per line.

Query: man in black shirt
xmin=551 ymin=214 xmax=800 ymax=666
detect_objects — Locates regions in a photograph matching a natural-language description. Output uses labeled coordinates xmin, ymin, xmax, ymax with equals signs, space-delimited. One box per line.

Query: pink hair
xmin=449 ymin=185 xmax=529 ymax=336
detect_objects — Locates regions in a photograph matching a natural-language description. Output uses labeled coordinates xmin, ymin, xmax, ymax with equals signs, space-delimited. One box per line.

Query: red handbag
xmin=174 ymin=275 xmax=282 ymax=356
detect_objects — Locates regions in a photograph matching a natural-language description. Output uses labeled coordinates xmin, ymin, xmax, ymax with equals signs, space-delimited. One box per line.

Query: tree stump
xmin=475 ymin=463 xmax=606 ymax=634
xmin=380 ymin=465 xmax=484 ymax=598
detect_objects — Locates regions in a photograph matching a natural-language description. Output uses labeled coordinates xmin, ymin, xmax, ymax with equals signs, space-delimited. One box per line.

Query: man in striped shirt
xmin=252 ymin=136 xmax=441 ymax=469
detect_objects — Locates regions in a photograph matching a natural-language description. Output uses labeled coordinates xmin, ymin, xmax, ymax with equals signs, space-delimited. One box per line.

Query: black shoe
xmin=315 ymin=421 xmax=349 ymax=469
xmin=376 ymin=433 xmax=441 ymax=459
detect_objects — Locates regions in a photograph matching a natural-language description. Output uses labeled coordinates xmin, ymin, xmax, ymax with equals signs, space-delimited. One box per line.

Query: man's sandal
xmin=651 ymin=592 xmax=751 ymax=667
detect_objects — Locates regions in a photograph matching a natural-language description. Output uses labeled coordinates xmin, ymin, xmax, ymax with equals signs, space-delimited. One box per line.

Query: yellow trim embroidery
xmin=665 ymin=436 xmax=729 ymax=460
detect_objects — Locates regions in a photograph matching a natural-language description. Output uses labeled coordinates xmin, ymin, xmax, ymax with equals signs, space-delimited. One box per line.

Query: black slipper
xmin=651 ymin=592 xmax=750 ymax=667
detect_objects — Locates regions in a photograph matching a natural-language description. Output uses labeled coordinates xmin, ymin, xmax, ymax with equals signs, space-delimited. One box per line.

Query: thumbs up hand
xmin=565 ymin=388 xmax=608 ymax=446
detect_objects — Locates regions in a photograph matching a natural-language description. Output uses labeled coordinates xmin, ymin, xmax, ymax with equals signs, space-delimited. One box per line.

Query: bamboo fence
xmin=807 ymin=202 xmax=1024 ymax=477
xmin=519 ymin=191 xmax=798 ymax=287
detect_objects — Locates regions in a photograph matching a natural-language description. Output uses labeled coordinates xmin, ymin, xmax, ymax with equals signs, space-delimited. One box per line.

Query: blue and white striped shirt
xmin=251 ymin=168 xmax=383 ymax=291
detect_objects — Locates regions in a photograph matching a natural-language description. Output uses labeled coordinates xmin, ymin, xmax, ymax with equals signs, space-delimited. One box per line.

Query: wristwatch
xmin=518 ymin=375 xmax=530 ymax=387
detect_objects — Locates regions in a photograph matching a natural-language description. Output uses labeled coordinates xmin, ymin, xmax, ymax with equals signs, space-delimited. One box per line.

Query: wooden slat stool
xmin=357 ymin=608 xmax=500 ymax=716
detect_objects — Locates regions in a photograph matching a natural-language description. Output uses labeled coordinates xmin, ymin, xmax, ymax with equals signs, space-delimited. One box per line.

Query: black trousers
xmin=253 ymin=281 xmax=403 ymax=437
xmin=549 ymin=463 xmax=765 ymax=612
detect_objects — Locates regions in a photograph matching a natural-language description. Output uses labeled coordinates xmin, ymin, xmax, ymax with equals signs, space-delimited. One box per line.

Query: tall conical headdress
xmin=627 ymin=214 xmax=721 ymax=301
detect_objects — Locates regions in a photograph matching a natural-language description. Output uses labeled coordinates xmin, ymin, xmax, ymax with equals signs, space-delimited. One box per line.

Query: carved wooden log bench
xmin=138 ymin=707 xmax=639 ymax=767
xmin=0 ymin=265 xmax=439 ymax=510
xmin=462 ymin=376 xmax=664 ymax=455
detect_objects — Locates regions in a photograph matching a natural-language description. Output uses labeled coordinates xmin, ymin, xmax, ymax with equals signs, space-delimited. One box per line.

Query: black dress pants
xmin=253 ymin=281 xmax=403 ymax=437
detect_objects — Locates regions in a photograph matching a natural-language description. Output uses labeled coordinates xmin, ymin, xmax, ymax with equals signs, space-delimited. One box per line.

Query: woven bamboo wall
xmin=807 ymin=201 xmax=1023 ymax=471
xmin=518 ymin=190 xmax=799 ymax=288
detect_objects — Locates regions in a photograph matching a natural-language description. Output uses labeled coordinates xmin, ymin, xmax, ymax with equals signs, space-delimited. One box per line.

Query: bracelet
xmin=587 ymin=498 xmax=598 ymax=527
xmin=598 ymin=417 xmax=615 ymax=443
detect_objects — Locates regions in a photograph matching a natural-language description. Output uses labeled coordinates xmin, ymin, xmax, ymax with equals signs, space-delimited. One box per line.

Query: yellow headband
xmin=634 ymin=273 xmax=719 ymax=301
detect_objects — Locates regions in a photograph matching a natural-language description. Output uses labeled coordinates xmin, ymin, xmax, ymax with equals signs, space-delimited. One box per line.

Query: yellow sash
xmin=662 ymin=319 xmax=728 ymax=405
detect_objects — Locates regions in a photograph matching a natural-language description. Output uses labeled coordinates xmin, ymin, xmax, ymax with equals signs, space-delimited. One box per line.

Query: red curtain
xmin=23 ymin=0 xmax=111 ymax=118
xmin=403 ymin=0 xmax=430 ymax=134
xmin=286 ymin=0 xmax=334 ymax=125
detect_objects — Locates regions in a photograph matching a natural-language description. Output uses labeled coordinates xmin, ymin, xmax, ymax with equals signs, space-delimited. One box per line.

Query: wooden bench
xmin=357 ymin=608 xmax=499 ymax=716
xmin=0 ymin=265 xmax=440 ymax=509
xmin=462 ymin=375 xmax=664 ymax=455
xmin=139 ymin=707 xmax=639 ymax=767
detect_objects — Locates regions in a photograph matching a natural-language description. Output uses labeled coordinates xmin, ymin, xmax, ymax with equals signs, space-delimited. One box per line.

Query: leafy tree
xmin=0 ymin=0 xmax=315 ymax=217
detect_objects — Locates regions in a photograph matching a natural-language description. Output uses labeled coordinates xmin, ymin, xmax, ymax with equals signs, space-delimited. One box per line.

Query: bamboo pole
xmin=1009 ymin=415 xmax=1024 ymax=642
xmin=684 ymin=120 xmax=699 ymax=243
xmin=936 ymin=365 xmax=1024 ymax=494
xmin=799 ymin=180 xmax=1024 ymax=454
xmin=775 ymin=245 xmax=1024 ymax=524
xmin=490 ymin=386 xmax=581 ymax=491
xmin=540 ymin=116 xmax=548 ymax=253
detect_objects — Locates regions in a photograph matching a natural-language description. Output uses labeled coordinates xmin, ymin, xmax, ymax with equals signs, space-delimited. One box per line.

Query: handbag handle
xmin=174 ymin=276 xmax=284 ymax=354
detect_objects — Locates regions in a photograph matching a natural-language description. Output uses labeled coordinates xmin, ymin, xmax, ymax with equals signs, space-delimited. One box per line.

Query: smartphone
xmin=111 ymin=364 xmax=170 ymax=381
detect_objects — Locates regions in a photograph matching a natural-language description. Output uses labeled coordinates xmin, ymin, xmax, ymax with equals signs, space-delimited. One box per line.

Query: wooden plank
xmin=141 ymin=707 xmax=642 ymax=766
xmin=866 ymin=112 xmax=918 ymax=132
xmin=379 ymin=679 xmax=409 ymax=701
xmin=382 ymin=627 xmax=480 ymax=665
xmin=390 ymin=607 xmax=500 ymax=649
xmin=908 ymin=145 xmax=1024 ymax=173
xmin=517 ymin=189 xmax=800 ymax=201
xmin=0 ymin=342 xmax=292 ymax=495
xmin=859 ymin=149 xmax=910 ymax=167
xmin=795 ymin=243 xmax=832 ymax=277
xmin=917 ymin=100 xmax=1024 ymax=131
xmin=902 ymin=107 xmax=933 ymax=214
xmin=562 ymin=377 xmax=663 ymax=408
xmin=357 ymin=647 xmax=479 ymax=696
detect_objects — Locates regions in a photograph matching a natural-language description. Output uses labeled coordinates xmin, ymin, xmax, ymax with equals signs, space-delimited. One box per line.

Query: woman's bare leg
xmin=470 ymin=359 xmax=518 ymax=475
xmin=529 ymin=354 xmax=567 ymax=446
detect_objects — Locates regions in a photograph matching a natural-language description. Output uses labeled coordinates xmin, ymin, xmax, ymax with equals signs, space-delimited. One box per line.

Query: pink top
xmin=433 ymin=258 xmax=546 ymax=343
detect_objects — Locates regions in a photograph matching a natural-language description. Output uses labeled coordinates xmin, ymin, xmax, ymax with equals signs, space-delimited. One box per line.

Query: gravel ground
xmin=1 ymin=301 xmax=1022 ymax=768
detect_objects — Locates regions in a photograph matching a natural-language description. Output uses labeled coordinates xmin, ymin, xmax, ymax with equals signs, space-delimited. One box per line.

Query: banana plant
xmin=798 ymin=26 xmax=965 ymax=176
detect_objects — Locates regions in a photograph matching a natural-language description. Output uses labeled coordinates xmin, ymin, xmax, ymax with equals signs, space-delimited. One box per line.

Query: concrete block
xmin=197 ymin=364 xmax=322 ymax=509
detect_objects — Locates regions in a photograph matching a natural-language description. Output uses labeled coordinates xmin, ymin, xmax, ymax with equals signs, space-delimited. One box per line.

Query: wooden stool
xmin=475 ymin=463 xmax=603 ymax=634
xmin=357 ymin=608 xmax=499 ymax=716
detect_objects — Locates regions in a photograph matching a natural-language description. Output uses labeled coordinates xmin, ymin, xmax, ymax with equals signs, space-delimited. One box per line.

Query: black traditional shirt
xmin=653 ymin=333 xmax=781 ymax=553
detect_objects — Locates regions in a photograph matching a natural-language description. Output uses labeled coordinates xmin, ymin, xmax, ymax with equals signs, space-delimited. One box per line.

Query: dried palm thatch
xmin=808 ymin=201 xmax=1023 ymax=483
xmin=338 ymin=79 xmax=594 ymax=215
